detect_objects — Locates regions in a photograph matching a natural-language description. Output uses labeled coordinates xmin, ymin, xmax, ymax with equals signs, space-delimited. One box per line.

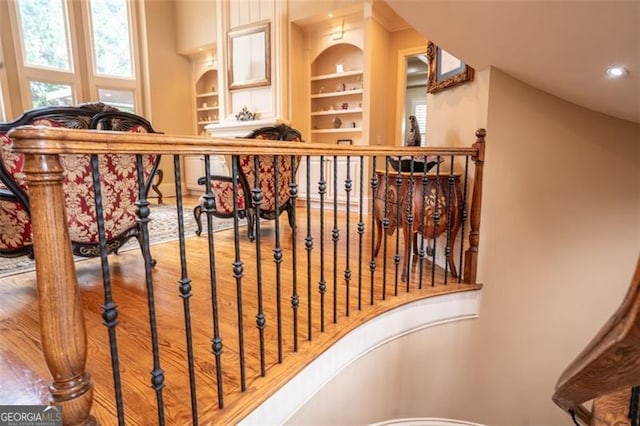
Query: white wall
xmin=287 ymin=68 xmax=640 ymax=425
xmin=142 ymin=0 xmax=193 ymax=194
xmin=174 ymin=0 xmax=217 ymax=54
xmin=219 ymin=0 xmax=282 ymax=123
xmin=463 ymin=68 xmax=639 ymax=424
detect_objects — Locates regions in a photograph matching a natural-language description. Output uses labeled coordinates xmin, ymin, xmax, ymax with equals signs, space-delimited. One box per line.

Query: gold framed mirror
xmin=228 ymin=21 xmax=271 ymax=90
xmin=426 ymin=41 xmax=474 ymax=94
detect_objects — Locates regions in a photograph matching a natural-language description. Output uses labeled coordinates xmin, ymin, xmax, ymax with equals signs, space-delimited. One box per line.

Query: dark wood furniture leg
xmin=193 ymin=204 xmax=203 ymax=236
xmin=151 ymin=169 xmax=163 ymax=204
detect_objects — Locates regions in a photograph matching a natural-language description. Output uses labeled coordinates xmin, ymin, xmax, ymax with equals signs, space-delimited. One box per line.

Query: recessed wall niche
xmin=310 ymin=43 xmax=364 ymax=145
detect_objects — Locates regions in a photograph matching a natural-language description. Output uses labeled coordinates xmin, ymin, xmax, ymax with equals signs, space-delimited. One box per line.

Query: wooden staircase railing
xmin=553 ymin=257 xmax=640 ymax=425
xmin=8 ymin=125 xmax=486 ymax=425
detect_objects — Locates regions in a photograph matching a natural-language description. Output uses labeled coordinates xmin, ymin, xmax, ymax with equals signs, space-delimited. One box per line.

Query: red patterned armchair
xmin=0 ymin=102 xmax=160 ymax=259
xmin=193 ymin=124 xmax=303 ymax=241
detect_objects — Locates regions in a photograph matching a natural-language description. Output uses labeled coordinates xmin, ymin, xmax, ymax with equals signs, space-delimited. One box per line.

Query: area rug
xmin=0 ymin=203 xmax=239 ymax=278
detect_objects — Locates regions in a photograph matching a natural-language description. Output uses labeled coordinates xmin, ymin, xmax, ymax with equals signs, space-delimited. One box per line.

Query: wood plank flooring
xmin=0 ymin=197 xmax=480 ymax=425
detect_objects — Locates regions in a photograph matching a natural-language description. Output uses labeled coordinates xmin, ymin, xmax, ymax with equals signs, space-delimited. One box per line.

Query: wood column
xmin=23 ymin=153 xmax=95 ymax=425
xmin=463 ymin=128 xmax=486 ymax=284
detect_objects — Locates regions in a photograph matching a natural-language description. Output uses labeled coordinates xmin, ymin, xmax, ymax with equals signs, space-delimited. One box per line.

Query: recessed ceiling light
xmin=606 ymin=66 xmax=628 ymax=78
xmin=328 ymin=13 xmax=333 ymax=18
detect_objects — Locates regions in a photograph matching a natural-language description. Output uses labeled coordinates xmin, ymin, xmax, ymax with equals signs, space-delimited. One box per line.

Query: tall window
xmin=89 ymin=0 xmax=133 ymax=78
xmin=18 ymin=0 xmax=71 ymax=71
xmin=88 ymin=0 xmax=136 ymax=111
xmin=7 ymin=0 xmax=141 ymax=113
xmin=30 ymin=81 xmax=73 ymax=108
xmin=16 ymin=0 xmax=75 ymax=107
xmin=413 ymin=102 xmax=427 ymax=145
xmin=406 ymin=87 xmax=427 ymax=146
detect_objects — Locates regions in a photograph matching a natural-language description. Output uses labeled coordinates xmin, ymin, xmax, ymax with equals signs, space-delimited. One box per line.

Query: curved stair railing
xmin=553 ymin=257 xmax=640 ymax=425
xmin=6 ymin=125 xmax=486 ymax=425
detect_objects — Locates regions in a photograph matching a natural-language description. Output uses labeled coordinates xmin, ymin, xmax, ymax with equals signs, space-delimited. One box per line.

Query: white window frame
xmin=412 ymin=100 xmax=427 ymax=146
xmin=6 ymin=0 xmax=142 ymax=112
xmin=81 ymin=0 xmax=141 ymax=112
xmin=9 ymin=0 xmax=80 ymax=109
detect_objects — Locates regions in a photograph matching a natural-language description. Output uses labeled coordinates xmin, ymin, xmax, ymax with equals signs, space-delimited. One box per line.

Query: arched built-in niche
xmin=309 ymin=43 xmax=364 ymax=145
xmin=195 ymin=68 xmax=219 ymax=135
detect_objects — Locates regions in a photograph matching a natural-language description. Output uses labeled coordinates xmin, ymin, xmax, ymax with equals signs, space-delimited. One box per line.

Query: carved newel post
xmin=23 ymin=153 xmax=95 ymax=425
xmin=463 ymin=128 xmax=486 ymax=284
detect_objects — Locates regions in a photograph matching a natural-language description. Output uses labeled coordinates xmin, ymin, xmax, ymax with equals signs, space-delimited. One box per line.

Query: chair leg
xmin=286 ymin=204 xmax=296 ymax=230
xmin=247 ymin=210 xmax=256 ymax=242
xmin=193 ymin=205 xmax=203 ymax=236
xmin=136 ymin=232 xmax=157 ymax=267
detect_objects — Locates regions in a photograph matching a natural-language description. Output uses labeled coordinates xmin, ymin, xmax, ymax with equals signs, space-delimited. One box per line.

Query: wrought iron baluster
xmin=230 ymin=155 xmax=246 ymax=390
xmin=393 ymin=160 xmax=402 ymax=296
xmin=172 ymin=155 xmax=199 ymax=421
xmin=273 ymin=155 xmax=283 ymax=363
xmin=459 ymin=156 xmax=470 ymax=283
xmin=357 ymin=156 xmax=365 ymax=311
xmin=305 ymin=156 xmax=313 ymax=340
xmin=431 ymin=156 xmax=441 ymax=287
xmin=382 ymin=157 xmax=390 ymax=300
xmin=90 ymin=154 xmax=125 ymax=426
xmin=630 ymin=386 xmax=640 ymax=426
xmin=406 ymin=157 xmax=415 ymax=291
xmin=332 ymin=156 xmax=339 ymax=324
xmin=290 ymin=155 xmax=299 ymax=352
xmin=344 ymin=156 xmax=352 ymax=316
xmin=369 ymin=156 xmax=378 ymax=305
xmin=444 ymin=156 xmax=455 ymax=283
xmin=202 ymin=155 xmax=224 ymax=407
xmin=318 ymin=156 xmax=327 ymax=332
xmin=252 ymin=155 xmax=266 ymax=376
xmin=418 ymin=163 xmax=429 ymax=289
xmin=135 ymin=154 xmax=166 ymax=419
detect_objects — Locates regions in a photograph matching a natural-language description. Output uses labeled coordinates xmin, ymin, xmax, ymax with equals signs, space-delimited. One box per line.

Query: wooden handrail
xmin=553 ymin=256 xmax=640 ymax=421
xmin=9 ymin=125 xmax=479 ymax=157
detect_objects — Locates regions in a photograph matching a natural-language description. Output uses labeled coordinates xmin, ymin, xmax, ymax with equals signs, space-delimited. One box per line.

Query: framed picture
xmin=336 ymin=139 xmax=353 ymax=145
xmin=426 ymin=41 xmax=474 ymax=94
xmin=228 ymin=21 xmax=271 ymax=90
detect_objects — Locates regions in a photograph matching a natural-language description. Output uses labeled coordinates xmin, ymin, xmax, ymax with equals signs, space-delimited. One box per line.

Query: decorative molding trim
xmin=205 ymin=117 xmax=286 ymax=138
xmin=240 ymin=290 xmax=481 ymax=425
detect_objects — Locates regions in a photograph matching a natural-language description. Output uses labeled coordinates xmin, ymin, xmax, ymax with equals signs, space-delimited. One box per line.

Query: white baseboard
xmin=240 ymin=290 xmax=481 ymax=425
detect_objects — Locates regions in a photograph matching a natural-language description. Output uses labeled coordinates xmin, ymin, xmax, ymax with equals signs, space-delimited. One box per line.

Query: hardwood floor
xmin=0 ymin=197 xmax=480 ymax=425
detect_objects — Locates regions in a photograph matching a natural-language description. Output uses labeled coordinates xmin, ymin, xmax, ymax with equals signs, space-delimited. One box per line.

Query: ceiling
xmin=383 ymin=0 xmax=640 ymax=124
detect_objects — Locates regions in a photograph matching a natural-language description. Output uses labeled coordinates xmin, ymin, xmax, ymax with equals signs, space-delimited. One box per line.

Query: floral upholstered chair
xmin=0 ymin=102 xmax=160 ymax=259
xmin=193 ymin=124 xmax=303 ymax=241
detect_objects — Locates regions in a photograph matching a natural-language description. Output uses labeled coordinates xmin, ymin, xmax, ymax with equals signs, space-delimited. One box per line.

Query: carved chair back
xmin=0 ymin=102 xmax=160 ymax=258
xmin=238 ymin=124 xmax=302 ymax=215
xmin=193 ymin=124 xmax=303 ymax=241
